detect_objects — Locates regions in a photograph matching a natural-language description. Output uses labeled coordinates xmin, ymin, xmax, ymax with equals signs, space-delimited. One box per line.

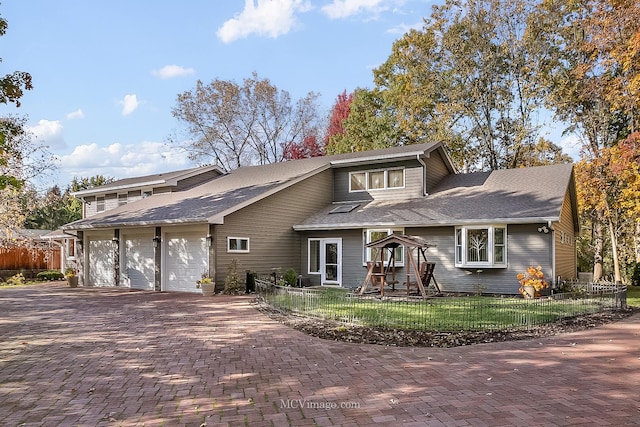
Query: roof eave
xmin=293 ymin=216 xmax=561 ymax=231
xmin=62 ymin=218 xmax=210 ymax=231
xmin=329 ymin=150 xmax=428 ymax=167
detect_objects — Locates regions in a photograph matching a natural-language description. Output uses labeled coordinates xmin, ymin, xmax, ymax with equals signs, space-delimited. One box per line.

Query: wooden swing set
xmin=359 ymin=234 xmax=440 ymax=299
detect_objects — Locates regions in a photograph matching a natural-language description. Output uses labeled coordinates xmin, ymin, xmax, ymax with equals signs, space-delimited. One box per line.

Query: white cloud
xmin=120 ymin=94 xmax=140 ymax=116
xmin=57 ymin=141 xmax=192 ymax=181
xmin=217 ymin=0 xmax=312 ymax=43
xmin=152 ymin=65 xmax=195 ymax=79
xmin=28 ymin=119 xmax=66 ymax=149
xmin=386 ymin=20 xmax=424 ymax=35
xmin=66 ymin=109 xmax=84 ymax=120
xmin=321 ymin=0 xmax=386 ymax=19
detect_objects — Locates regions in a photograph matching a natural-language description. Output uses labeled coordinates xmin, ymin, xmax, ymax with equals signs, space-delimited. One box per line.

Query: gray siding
xmin=425 ymin=148 xmax=453 ymax=192
xmin=300 ymin=229 xmax=365 ymax=287
xmin=333 ymin=159 xmax=424 ymax=202
xmin=175 ymin=170 xmax=222 ymax=190
xmin=403 ymin=225 xmax=552 ymax=294
xmin=310 ymin=224 xmax=553 ymax=294
xmin=213 ymin=170 xmax=333 ymax=286
xmin=84 ymin=196 xmax=97 ymax=217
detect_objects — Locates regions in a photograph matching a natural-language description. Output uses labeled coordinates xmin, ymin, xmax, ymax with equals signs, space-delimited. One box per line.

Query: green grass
xmin=265 ymin=288 xmax=607 ymax=331
xmin=627 ymin=285 xmax=640 ymax=307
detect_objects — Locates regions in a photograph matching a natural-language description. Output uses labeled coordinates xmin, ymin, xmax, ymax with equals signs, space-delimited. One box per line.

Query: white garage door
xmin=122 ymin=231 xmax=155 ymax=290
xmin=164 ymin=231 xmax=208 ymax=293
xmin=88 ymin=234 xmax=115 ymax=287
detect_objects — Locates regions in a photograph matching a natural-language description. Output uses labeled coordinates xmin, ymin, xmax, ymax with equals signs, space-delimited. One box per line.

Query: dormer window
xmin=349 ymin=168 xmax=405 ymax=192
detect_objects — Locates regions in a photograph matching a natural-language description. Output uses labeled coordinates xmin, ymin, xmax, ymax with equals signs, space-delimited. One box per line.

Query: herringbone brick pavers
xmin=1 ymin=283 xmax=639 ymax=426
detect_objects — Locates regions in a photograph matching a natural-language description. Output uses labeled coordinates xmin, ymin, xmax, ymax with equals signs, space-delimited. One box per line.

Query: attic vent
xmin=329 ymin=203 xmax=359 ymax=214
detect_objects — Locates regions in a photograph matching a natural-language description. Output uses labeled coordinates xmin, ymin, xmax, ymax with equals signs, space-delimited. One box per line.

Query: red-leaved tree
xmin=282 ymin=135 xmax=324 ymax=160
xmin=325 ymin=90 xmax=353 ymax=144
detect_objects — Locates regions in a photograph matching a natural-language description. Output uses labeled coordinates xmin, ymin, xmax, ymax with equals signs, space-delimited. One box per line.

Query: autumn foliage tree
xmin=282 ymin=135 xmax=324 ymax=160
xmin=170 ymin=72 xmax=322 ymax=171
xmin=325 ymin=90 xmax=353 ymax=145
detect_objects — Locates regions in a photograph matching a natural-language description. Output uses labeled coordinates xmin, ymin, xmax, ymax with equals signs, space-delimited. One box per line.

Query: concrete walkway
xmin=1 ymin=283 xmax=639 ymax=426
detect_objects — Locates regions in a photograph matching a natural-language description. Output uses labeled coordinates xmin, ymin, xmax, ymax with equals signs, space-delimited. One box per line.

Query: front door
xmin=322 ymin=239 xmax=342 ymax=286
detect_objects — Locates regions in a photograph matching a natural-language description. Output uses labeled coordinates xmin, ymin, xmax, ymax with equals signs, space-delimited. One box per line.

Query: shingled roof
xmin=294 ymin=163 xmax=576 ymax=230
xmin=70 ymin=164 xmax=224 ymax=197
xmin=63 ymin=142 xmax=443 ymax=230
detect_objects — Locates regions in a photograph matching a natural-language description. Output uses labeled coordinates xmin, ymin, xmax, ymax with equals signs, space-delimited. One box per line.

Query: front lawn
xmin=627 ymin=285 xmax=640 ymax=307
xmin=265 ymin=287 xmax=611 ymax=332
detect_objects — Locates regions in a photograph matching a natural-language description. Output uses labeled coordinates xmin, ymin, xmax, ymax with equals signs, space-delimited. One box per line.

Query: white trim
xmin=348 ymin=167 xmax=406 ymax=193
xmin=363 ymin=228 xmax=405 ymax=267
xmin=455 ymin=225 xmax=507 ymax=268
xmin=307 ymin=238 xmax=342 ymax=286
xmin=293 ymin=217 xmax=560 ymax=231
xmin=227 ymin=236 xmax=250 ymax=253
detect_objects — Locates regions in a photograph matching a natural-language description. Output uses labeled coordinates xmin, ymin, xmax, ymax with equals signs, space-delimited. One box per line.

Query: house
xmin=62 ymin=142 xmax=578 ymax=294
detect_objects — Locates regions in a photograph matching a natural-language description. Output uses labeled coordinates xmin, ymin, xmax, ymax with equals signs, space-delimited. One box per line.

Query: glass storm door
xmin=322 ymin=239 xmax=342 ymax=286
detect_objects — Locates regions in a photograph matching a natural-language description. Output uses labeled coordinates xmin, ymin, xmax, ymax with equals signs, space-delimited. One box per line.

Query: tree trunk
xmin=636 ymin=221 xmax=640 ymax=263
xmin=607 ymin=219 xmax=621 ymax=283
xmin=593 ymin=216 xmax=604 ymax=281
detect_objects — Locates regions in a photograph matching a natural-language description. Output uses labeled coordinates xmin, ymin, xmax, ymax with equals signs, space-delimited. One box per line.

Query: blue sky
xmin=2 ymin=0 xmax=578 ymax=189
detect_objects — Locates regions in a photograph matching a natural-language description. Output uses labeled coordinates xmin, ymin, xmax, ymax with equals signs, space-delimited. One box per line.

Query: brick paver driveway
xmin=1 ymin=284 xmax=639 ymax=426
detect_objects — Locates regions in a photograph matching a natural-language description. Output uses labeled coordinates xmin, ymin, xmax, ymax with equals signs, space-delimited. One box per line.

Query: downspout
xmin=417 ymin=154 xmax=428 ymax=196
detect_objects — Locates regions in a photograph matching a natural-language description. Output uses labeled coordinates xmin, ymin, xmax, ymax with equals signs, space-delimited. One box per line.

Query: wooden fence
xmin=0 ymin=245 xmax=61 ymax=271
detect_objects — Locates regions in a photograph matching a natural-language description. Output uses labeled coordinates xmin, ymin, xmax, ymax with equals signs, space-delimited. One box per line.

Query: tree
xmin=354 ymin=0 xmax=558 ymax=171
xmin=70 ymin=175 xmax=114 ymax=192
xmin=0 ymin=117 xmax=53 ymax=238
xmin=170 ymin=72 xmax=322 ymax=171
xmin=0 ymin=15 xmax=32 ymax=109
xmin=325 ymin=90 xmax=353 ymax=144
xmin=0 ymin=11 xmax=33 ymax=191
xmin=325 ymin=88 xmax=399 ymax=155
xmin=282 ymin=135 xmax=324 ymax=160
xmin=534 ymin=0 xmax=640 ymax=281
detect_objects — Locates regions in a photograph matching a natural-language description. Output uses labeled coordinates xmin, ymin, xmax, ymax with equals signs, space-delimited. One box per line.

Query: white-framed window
xmin=227 ymin=237 xmax=250 ymax=253
xmin=142 ymin=189 xmax=153 ymax=198
xmin=455 ymin=225 xmax=507 ymax=268
xmin=96 ymin=196 xmax=105 ymax=212
xmin=349 ymin=168 xmax=405 ymax=192
xmin=363 ymin=229 xmax=404 ymax=266
xmin=308 ymin=239 xmax=321 ymax=274
xmin=66 ymin=238 xmax=76 ymax=259
xmin=118 ymin=193 xmax=128 ymax=206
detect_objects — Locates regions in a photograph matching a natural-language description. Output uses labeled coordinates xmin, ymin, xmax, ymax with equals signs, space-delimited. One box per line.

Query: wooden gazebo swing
xmin=359 ymin=234 xmax=440 ymax=299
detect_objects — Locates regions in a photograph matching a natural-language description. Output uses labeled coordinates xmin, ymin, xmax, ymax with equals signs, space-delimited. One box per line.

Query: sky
xmin=1 ymin=0 xmax=579 ymax=190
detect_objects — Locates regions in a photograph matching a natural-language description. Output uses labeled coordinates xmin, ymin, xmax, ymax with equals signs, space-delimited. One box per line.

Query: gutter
xmin=293 ymin=217 xmax=561 ymax=231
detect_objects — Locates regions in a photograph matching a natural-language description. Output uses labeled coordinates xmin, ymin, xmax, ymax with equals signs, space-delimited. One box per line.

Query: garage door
xmin=88 ymin=234 xmax=115 ymax=287
xmin=122 ymin=231 xmax=155 ymax=290
xmin=164 ymin=231 xmax=208 ymax=293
